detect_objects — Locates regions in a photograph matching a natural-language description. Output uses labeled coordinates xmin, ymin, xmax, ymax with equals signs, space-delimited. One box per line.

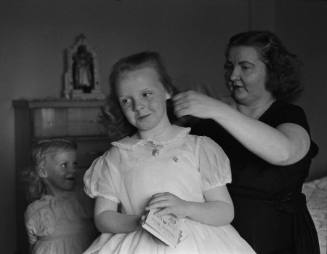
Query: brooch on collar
xmin=148 ymin=141 xmax=163 ymax=157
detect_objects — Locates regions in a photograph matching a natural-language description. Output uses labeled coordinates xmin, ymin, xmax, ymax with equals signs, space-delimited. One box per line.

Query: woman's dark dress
xmin=190 ymin=101 xmax=320 ymax=254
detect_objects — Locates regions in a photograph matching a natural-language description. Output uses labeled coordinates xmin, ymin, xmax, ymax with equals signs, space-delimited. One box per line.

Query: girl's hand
xmin=145 ymin=192 xmax=188 ymax=218
xmin=139 ymin=212 xmax=147 ymax=225
xmin=173 ymin=91 xmax=226 ymax=120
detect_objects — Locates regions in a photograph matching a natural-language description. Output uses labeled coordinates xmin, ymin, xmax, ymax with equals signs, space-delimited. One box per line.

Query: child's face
xmin=116 ymin=66 xmax=171 ymax=133
xmin=42 ymin=149 xmax=77 ymax=194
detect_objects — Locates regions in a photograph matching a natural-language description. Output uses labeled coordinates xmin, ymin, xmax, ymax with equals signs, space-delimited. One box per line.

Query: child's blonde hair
xmin=22 ymin=138 xmax=77 ymax=202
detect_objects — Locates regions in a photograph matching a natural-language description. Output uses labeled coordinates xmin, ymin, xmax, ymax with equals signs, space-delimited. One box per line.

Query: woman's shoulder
xmin=270 ymin=100 xmax=305 ymax=114
xmin=262 ymin=100 xmax=308 ymax=128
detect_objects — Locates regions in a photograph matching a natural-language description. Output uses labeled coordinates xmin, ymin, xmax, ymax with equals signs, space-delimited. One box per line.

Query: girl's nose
xmin=133 ymin=99 xmax=145 ymax=112
xmin=68 ymin=164 xmax=77 ymax=173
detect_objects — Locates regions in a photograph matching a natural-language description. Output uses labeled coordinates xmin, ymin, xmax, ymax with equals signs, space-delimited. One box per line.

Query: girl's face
xmin=225 ymin=46 xmax=271 ymax=105
xmin=42 ymin=149 xmax=77 ymax=195
xmin=116 ymin=66 xmax=171 ymax=135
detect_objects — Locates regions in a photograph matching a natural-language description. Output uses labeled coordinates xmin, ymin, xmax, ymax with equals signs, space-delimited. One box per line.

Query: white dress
xmin=25 ymin=190 xmax=97 ymax=254
xmin=83 ymin=127 xmax=255 ymax=254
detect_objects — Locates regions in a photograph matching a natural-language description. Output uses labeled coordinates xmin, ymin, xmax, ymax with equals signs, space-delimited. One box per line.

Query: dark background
xmin=1 ymin=0 xmax=326 ymax=252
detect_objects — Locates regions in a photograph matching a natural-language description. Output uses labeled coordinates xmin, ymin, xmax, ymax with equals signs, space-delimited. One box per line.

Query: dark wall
xmin=0 ymin=1 xmax=249 ymax=252
xmin=275 ymin=0 xmax=327 ymax=180
xmin=1 ymin=1 xmax=326 ymax=253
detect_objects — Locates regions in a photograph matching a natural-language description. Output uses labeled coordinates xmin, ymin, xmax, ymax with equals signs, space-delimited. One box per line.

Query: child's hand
xmin=139 ymin=211 xmax=148 ymax=225
xmin=145 ymin=192 xmax=188 ymax=218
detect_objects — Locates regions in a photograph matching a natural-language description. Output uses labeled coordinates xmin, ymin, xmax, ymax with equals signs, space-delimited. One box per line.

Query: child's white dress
xmin=83 ymin=127 xmax=255 ymax=254
xmin=25 ymin=190 xmax=97 ymax=254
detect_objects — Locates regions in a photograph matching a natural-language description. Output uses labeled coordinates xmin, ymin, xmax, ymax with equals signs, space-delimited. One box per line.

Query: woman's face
xmin=225 ymin=46 xmax=271 ymax=105
xmin=116 ymin=66 xmax=171 ymax=134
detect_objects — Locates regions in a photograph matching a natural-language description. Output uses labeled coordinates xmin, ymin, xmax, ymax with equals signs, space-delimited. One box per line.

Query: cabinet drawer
xmin=32 ymin=107 xmax=106 ymax=137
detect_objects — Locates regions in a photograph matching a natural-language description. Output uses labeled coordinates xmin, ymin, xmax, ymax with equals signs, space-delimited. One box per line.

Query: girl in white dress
xmin=83 ymin=51 xmax=255 ymax=254
xmin=24 ymin=139 xmax=97 ymax=254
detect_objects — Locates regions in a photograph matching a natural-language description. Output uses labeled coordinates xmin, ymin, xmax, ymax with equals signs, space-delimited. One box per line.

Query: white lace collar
xmin=112 ymin=126 xmax=190 ymax=150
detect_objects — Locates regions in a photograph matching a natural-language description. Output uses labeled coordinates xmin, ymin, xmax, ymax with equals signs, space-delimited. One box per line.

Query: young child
xmin=24 ymin=139 xmax=97 ymax=254
xmin=83 ymin=51 xmax=255 ymax=253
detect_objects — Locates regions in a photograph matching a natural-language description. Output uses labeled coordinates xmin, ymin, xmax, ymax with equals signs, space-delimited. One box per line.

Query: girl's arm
xmin=94 ymin=197 xmax=140 ymax=233
xmin=146 ymin=185 xmax=234 ymax=227
xmin=26 ymin=230 xmax=36 ymax=254
xmin=25 ymin=208 xmax=38 ymax=253
xmin=173 ymin=91 xmax=310 ymax=166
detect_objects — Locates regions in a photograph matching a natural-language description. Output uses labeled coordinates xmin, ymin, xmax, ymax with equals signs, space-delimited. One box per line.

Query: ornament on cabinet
xmin=63 ymin=34 xmax=105 ymax=100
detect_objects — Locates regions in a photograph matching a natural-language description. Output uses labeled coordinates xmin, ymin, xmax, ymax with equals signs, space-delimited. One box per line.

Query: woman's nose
xmin=230 ymin=67 xmax=240 ymax=81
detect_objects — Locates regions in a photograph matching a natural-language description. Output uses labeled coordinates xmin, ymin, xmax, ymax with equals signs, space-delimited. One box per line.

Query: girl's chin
xmin=62 ymin=181 xmax=76 ymax=190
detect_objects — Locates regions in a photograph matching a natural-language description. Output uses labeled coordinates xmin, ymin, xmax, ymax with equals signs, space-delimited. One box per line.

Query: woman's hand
xmin=173 ymin=91 xmax=228 ymax=120
xmin=145 ymin=192 xmax=188 ymax=218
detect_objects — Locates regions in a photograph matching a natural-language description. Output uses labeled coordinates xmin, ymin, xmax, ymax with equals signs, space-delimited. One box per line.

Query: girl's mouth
xmin=137 ymin=114 xmax=151 ymax=120
xmin=65 ymin=175 xmax=75 ymax=182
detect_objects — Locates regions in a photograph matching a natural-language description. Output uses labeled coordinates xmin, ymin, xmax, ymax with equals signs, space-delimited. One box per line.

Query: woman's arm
xmin=94 ymin=197 xmax=140 ymax=233
xmin=212 ymin=107 xmax=310 ymax=165
xmin=173 ymin=91 xmax=310 ymax=165
xmin=146 ymin=186 xmax=234 ymax=227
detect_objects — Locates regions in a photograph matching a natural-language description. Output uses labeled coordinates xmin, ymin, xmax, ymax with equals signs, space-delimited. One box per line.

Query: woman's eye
xmin=241 ymin=64 xmax=252 ymax=71
xmin=224 ymin=62 xmax=233 ymax=70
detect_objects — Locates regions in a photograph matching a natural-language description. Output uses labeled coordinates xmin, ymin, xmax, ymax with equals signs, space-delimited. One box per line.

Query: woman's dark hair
xmin=224 ymin=30 xmax=303 ymax=102
xmin=101 ymin=51 xmax=180 ymax=140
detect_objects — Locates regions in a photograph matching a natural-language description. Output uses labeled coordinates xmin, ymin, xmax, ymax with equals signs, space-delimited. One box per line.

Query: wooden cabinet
xmin=13 ymin=99 xmax=111 ymax=254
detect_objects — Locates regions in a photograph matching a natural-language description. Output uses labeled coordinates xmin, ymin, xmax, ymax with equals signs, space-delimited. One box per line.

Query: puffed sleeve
xmin=83 ymin=148 xmax=121 ymax=203
xmin=24 ymin=198 xmax=56 ymax=244
xmin=197 ymin=136 xmax=231 ymax=192
xmin=24 ymin=204 xmax=38 ymax=245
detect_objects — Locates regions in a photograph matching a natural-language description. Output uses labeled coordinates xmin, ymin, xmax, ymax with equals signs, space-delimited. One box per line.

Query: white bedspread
xmin=303 ymin=176 xmax=327 ymax=254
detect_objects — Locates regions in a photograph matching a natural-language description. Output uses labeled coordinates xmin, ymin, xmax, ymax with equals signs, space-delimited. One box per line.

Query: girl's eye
xmin=61 ymin=162 xmax=68 ymax=168
xmin=142 ymin=91 xmax=152 ymax=98
xmin=120 ymin=98 xmax=131 ymax=106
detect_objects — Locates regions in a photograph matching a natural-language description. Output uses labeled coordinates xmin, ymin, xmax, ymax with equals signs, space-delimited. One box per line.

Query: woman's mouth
xmin=229 ymin=81 xmax=245 ymax=91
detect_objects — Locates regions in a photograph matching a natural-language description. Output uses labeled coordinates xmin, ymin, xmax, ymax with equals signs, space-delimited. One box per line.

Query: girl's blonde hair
xmin=21 ymin=138 xmax=77 ymax=203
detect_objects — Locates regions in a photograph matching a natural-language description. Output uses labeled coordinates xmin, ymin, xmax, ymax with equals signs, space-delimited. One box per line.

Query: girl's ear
xmin=165 ymin=91 xmax=172 ymax=100
xmin=38 ymin=166 xmax=48 ymax=178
